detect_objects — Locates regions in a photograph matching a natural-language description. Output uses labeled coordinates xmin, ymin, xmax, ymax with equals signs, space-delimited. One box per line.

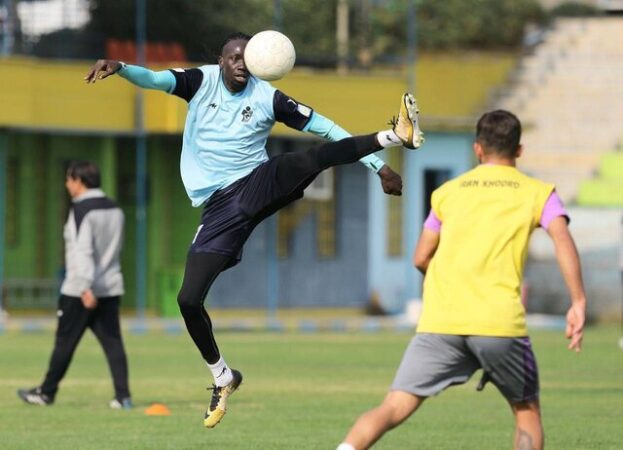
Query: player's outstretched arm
xmin=85 ymin=59 xmax=122 ymax=83
xmin=547 ymin=216 xmax=587 ymax=352
xmin=85 ymin=60 xmax=176 ymax=93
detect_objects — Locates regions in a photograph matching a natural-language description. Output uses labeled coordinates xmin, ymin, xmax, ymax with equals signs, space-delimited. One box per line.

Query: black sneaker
xmin=17 ymin=387 xmax=53 ymax=406
xmin=203 ymin=369 xmax=243 ymax=428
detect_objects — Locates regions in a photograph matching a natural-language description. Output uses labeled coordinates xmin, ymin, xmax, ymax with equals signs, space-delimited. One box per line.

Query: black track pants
xmin=40 ymin=295 xmax=130 ymax=400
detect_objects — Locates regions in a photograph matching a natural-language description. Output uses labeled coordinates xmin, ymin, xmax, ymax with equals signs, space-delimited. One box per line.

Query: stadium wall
xmin=5 ymin=132 xmax=618 ymax=318
xmin=2 ymin=132 xmax=118 ymax=278
xmin=0 ymin=130 xmax=375 ymax=312
xmin=368 ymin=132 xmax=475 ymax=313
xmin=526 ymin=208 xmax=622 ymax=322
xmin=0 ymin=55 xmax=516 ymax=135
xmin=209 ymin=162 xmax=370 ymax=309
xmin=1 ymin=54 xmax=519 ymax=314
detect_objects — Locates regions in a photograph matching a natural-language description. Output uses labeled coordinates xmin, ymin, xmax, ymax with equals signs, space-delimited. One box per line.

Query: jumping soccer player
xmin=85 ymin=31 xmax=424 ymax=428
xmin=337 ymin=110 xmax=586 ymax=450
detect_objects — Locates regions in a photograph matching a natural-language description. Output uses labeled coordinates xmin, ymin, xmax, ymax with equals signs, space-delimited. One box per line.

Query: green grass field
xmin=1 ymin=325 xmax=621 ymax=449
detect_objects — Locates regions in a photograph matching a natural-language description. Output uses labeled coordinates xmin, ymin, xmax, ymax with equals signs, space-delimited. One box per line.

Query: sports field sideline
xmin=1 ymin=325 xmax=621 ymax=449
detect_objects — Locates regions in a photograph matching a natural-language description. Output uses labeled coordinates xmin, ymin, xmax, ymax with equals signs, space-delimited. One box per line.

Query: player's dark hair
xmin=220 ymin=32 xmax=251 ymax=55
xmin=476 ymin=110 xmax=522 ymax=158
xmin=66 ymin=160 xmax=101 ymax=188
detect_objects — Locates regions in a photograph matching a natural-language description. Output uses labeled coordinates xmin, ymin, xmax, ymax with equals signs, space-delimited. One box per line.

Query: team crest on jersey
xmin=241 ymin=106 xmax=253 ymax=122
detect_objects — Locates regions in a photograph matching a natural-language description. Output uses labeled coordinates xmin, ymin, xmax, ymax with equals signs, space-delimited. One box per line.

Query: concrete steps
xmin=498 ymin=17 xmax=623 ymax=203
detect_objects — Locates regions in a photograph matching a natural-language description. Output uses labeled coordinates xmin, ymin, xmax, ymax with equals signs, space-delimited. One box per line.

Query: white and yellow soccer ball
xmin=244 ymin=30 xmax=296 ymax=81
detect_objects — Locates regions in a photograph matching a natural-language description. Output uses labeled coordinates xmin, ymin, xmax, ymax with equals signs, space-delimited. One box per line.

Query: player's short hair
xmin=220 ymin=32 xmax=252 ymax=55
xmin=66 ymin=160 xmax=101 ymax=188
xmin=476 ymin=110 xmax=522 ymax=158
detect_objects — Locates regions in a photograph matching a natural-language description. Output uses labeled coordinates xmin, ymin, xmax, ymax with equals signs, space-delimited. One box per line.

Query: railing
xmin=2 ymin=278 xmax=59 ymax=310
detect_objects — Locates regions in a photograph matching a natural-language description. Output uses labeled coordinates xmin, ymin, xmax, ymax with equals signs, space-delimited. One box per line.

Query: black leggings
xmin=177 ymin=252 xmax=231 ymax=364
xmin=276 ymin=133 xmax=380 ymax=194
xmin=177 ymin=134 xmax=381 ymax=364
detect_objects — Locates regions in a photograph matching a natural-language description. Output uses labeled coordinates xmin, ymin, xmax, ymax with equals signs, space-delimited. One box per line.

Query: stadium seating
xmin=500 ymin=18 xmax=623 ymax=203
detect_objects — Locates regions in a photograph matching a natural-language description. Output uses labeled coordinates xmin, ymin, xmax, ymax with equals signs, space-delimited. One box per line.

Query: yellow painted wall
xmin=1 ymin=57 xmax=134 ymax=131
xmin=0 ymin=53 xmax=516 ymax=135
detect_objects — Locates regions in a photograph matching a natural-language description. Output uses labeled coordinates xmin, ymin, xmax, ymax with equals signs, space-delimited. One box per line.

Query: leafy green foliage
xmin=85 ymin=0 xmax=273 ymax=62
xmin=372 ymin=0 xmax=546 ymax=57
xmin=78 ymin=0 xmax=339 ymax=63
xmin=550 ymin=2 xmax=600 ymax=17
xmin=31 ymin=0 xmax=546 ymax=64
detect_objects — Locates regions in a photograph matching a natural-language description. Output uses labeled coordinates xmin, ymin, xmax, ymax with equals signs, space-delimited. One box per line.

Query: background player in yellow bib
xmin=337 ymin=110 xmax=587 ymax=450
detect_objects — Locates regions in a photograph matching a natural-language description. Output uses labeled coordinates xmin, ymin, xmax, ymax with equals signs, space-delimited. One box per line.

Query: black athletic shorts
xmin=189 ymin=155 xmax=317 ymax=268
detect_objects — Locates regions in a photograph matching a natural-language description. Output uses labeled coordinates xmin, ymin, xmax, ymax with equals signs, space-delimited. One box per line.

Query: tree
xmin=85 ymin=0 xmax=271 ymax=62
xmin=30 ymin=0 xmax=547 ymax=65
xmin=369 ymin=0 xmax=546 ymax=60
xmin=81 ymin=0 xmax=338 ymax=64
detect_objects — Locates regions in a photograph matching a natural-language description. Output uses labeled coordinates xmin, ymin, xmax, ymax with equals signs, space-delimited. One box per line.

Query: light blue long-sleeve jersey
xmin=118 ymin=64 xmax=385 ymax=206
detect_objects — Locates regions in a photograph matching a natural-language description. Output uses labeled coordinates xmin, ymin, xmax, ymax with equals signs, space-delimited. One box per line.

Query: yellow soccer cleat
xmin=203 ymin=369 xmax=243 ymax=428
xmin=391 ymin=93 xmax=425 ymax=149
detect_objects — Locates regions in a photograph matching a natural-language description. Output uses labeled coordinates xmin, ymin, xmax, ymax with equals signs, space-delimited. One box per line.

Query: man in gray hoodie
xmin=17 ymin=161 xmax=132 ymax=409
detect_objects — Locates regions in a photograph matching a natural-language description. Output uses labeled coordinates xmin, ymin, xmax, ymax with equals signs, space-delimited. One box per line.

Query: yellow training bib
xmin=417 ymin=165 xmax=554 ymax=337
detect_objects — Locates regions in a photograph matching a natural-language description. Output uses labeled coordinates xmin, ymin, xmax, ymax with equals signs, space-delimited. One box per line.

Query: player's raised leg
xmin=275 ymin=93 xmax=425 ymax=196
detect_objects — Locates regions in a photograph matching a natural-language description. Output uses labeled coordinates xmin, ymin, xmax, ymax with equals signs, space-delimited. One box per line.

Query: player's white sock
xmin=336 ymin=444 xmax=356 ymax=450
xmin=376 ymin=129 xmax=402 ymax=148
xmin=207 ymin=357 xmax=233 ymax=387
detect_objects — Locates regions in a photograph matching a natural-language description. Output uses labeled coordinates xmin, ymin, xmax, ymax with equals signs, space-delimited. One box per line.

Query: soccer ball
xmin=244 ymin=30 xmax=296 ymax=81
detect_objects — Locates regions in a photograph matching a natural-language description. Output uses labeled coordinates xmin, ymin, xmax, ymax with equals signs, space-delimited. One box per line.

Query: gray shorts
xmin=391 ymin=333 xmax=539 ymax=404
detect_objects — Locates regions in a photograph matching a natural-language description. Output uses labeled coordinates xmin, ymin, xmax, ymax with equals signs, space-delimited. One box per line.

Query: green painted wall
xmin=3 ymin=132 xmax=129 ymax=306
xmin=2 ymin=132 xmax=201 ymax=312
xmin=5 ymin=135 xmax=40 ymax=278
xmin=146 ymin=136 xmax=199 ymax=315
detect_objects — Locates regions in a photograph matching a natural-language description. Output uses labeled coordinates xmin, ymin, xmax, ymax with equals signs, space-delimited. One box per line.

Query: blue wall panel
xmin=209 ymin=164 xmax=369 ymax=308
xmin=368 ymin=132 xmax=474 ymax=313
